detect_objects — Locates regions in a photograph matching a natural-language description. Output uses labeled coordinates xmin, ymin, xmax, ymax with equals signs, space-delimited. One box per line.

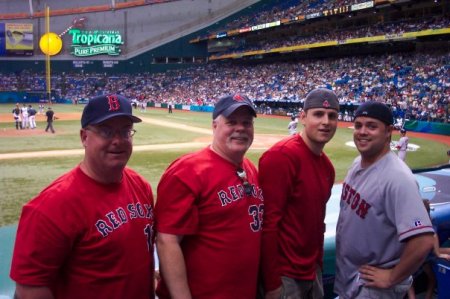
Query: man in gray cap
xmin=259 ymin=88 xmax=340 ymax=299
xmin=155 ymin=94 xmax=263 ymax=299
xmin=334 ymin=101 xmax=434 ymax=299
xmin=11 ymin=94 xmax=156 ymax=299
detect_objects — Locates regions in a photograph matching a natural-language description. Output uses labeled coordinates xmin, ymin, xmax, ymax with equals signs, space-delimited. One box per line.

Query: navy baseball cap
xmin=81 ymin=94 xmax=141 ymax=128
xmin=303 ymin=88 xmax=339 ymax=111
xmin=354 ymin=101 xmax=393 ymax=125
xmin=212 ymin=94 xmax=257 ymax=119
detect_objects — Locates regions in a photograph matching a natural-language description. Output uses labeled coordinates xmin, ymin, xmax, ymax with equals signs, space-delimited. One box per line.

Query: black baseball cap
xmin=81 ymin=94 xmax=141 ymax=128
xmin=354 ymin=101 xmax=393 ymax=125
xmin=212 ymin=94 xmax=257 ymax=119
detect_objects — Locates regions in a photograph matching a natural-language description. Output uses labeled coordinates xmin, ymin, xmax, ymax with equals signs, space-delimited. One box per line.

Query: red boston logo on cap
xmin=233 ymin=94 xmax=245 ymax=102
xmin=107 ymin=95 xmax=121 ymax=111
xmin=322 ymin=100 xmax=330 ymax=108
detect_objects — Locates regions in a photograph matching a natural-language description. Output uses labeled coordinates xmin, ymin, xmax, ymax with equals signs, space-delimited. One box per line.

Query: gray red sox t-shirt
xmin=334 ymin=152 xmax=434 ymax=298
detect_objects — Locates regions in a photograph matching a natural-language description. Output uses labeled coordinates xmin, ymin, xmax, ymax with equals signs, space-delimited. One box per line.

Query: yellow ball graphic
xmin=39 ymin=32 xmax=63 ymax=56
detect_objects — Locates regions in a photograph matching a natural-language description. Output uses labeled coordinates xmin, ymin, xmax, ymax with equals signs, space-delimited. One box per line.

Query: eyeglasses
xmin=85 ymin=126 xmax=136 ymax=139
xmin=236 ymin=168 xmax=252 ymax=196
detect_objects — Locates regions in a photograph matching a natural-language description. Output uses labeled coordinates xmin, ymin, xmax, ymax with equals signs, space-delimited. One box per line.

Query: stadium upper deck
xmin=0 ymin=0 xmax=258 ymax=59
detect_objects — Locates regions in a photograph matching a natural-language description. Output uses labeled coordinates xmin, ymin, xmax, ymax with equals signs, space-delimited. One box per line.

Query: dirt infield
xmin=0 ymin=113 xmax=80 ymax=137
xmin=0 ymin=112 xmax=284 ymax=159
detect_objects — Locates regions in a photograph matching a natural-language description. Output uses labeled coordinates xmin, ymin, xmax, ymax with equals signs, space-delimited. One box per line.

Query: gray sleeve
xmin=385 ymin=171 xmax=434 ymax=242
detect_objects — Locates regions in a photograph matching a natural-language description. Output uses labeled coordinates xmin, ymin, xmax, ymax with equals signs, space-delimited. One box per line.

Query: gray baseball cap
xmin=303 ymin=88 xmax=340 ymax=111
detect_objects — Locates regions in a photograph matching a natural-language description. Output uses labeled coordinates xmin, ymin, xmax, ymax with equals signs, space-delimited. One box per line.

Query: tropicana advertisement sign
xmin=68 ymin=28 xmax=123 ymax=57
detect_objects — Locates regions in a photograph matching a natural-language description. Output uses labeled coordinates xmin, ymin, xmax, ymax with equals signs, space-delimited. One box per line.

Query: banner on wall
xmin=1 ymin=23 xmax=34 ymax=56
xmin=69 ymin=29 xmax=123 ymax=57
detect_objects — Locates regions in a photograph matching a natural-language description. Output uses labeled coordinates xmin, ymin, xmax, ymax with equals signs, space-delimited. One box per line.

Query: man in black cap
xmin=334 ymin=101 xmax=434 ymax=299
xmin=155 ymin=94 xmax=263 ymax=299
xmin=11 ymin=94 xmax=156 ymax=299
xmin=45 ymin=106 xmax=55 ymax=133
xmin=259 ymin=88 xmax=340 ymax=299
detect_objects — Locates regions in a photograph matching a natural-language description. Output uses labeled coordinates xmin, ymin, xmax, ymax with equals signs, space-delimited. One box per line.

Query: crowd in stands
xmin=206 ymin=0 xmax=370 ymax=38
xmin=1 ymin=50 xmax=448 ymax=122
xmin=1 ymin=2 xmax=448 ymax=121
xmin=216 ymin=15 xmax=450 ymax=56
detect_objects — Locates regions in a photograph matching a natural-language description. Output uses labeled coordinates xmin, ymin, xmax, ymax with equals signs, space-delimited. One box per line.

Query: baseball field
xmin=0 ymin=103 xmax=449 ymax=227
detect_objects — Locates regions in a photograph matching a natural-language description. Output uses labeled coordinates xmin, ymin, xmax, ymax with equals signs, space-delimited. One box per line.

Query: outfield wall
xmin=152 ymin=102 xmax=450 ymax=136
xmin=2 ymin=94 xmax=449 ymax=136
xmin=0 ymin=91 xmax=61 ymax=104
xmin=405 ymin=120 xmax=450 ymax=136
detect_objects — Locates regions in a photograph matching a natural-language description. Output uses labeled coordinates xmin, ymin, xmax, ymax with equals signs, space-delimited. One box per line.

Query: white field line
xmin=0 ymin=116 xmax=213 ymax=160
xmin=0 ymin=116 xmax=283 ymax=160
xmin=0 ymin=142 xmax=211 ymax=160
xmin=140 ymin=116 xmax=212 ymax=135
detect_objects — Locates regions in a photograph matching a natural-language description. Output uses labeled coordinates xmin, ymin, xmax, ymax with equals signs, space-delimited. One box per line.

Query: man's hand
xmin=359 ymin=264 xmax=393 ymax=289
xmin=265 ymin=286 xmax=281 ymax=299
xmin=438 ymin=253 xmax=450 ymax=260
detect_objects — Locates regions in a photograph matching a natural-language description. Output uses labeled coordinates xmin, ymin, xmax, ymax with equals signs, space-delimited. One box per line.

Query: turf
xmin=0 ymin=105 xmax=448 ymax=226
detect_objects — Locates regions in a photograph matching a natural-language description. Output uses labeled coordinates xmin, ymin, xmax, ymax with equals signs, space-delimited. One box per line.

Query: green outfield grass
xmin=0 ymin=104 xmax=448 ymax=226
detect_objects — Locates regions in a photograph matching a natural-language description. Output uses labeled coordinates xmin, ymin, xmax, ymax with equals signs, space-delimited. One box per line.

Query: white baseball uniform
xmin=397 ymin=135 xmax=409 ymax=161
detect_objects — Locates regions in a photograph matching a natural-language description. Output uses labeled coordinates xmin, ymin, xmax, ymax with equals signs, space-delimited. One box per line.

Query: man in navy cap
xmin=11 ymin=94 xmax=156 ymax=299
xmin=155 ymin=94 xmax=263 ymax=299
xmin=334 ymin=101 xmax=434 ymax=299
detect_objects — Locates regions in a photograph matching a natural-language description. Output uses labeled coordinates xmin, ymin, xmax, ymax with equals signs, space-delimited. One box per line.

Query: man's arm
xmin=14 ymin=284 xmax=54 ymax=299
xmin=259 ymin=151 xmax=294 ymax=293
xmin=433 ymin=234 xmax=450 ymax=260
xmin=359 ymin=233 xmax=434 ymax=288
xmin=156 ymin=232 xmax=192 ymax=299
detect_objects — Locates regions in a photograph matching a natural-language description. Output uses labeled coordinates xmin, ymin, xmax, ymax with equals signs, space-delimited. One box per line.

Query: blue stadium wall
xmin=0 ymin=34 xmax=208 ymax=74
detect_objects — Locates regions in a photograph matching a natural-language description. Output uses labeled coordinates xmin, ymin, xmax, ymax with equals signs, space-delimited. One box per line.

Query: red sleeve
xmin=258 ymin=149 xmax=297 ymax=292
xmin=155 ymin=163 xmax=200 ymax=235
xmin=10 ymin=206 xmax=72 ymax=286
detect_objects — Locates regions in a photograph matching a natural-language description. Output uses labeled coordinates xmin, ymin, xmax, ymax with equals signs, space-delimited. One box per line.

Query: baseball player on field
xmin=155 ymin=94 xmax=263 ymax=299
xmin=396 ymin=128 xmax=409 ymax=161
xmin=20 ymin=103 xmax=29 ymax=129
xmin=334 ymin=101 xmax=434 ymax=299
xmin=259 ymin=88 xmax=340 ymax=299
xmin=287 ymin=115 xmax=298 ymax=135
xmin=10 ymin=94 xmax=155 ymax=299
xmin=27 ymin=104 xmax=37 ymax=129
xmin=12 ymin=103 xmax=22 ymax=130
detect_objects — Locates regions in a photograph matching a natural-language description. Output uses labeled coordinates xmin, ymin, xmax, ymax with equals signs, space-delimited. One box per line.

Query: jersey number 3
xmin=248 ymin=204 xmax=264 ymax=232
